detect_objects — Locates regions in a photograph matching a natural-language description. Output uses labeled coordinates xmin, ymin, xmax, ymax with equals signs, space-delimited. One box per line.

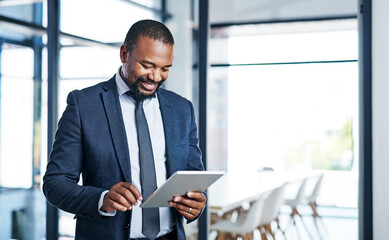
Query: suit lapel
xmin=158 ymin=90 xmax=177 ymax=177
xmin=101 ymin=77 xmax=132 ymax=182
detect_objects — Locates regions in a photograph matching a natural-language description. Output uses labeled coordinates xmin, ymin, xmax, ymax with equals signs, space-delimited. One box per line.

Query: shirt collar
xmin=115 ymin=67 xmax=131 ymax=97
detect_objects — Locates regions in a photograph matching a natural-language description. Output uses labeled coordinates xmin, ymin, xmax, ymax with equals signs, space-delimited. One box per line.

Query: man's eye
xmin=161 ymin=68 xmax=170 ymax=72
xmin=142 ymin=64 xmax=152 ymax=69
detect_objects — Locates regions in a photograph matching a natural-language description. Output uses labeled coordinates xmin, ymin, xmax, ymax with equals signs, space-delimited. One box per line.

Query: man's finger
xmin=115 ymin=186 xmax=139 ymax=206
xmin=175 ymin=207 xmax=196 ymax=220
xmin=169 ymin=200 xmax=199 ymax=220
xmin=119 ymin=182 xmax=143 ymax=201
xmin=106 ymin=197 xmax=129 ymax=212
xmin=186 ymin=191 xmax=206 ymax=201
xmin=107 ymin=192 xmax=132 ymax=210
xmin=108 ymin=199 xmax=129 ymax=212
xmin=177 ymin=209 xmax=195 ymax=220
xmin=173 ymin=194 xmax=205 ymax=210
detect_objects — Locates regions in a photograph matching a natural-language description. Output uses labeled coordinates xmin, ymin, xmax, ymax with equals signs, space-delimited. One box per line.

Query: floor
xmin=277 ymin=205 xmax=358 ymax=240
xmin=208 ymin=205 xmax=358 ymax=240
xmin=58 ymin=204 xmax=358 ymax=240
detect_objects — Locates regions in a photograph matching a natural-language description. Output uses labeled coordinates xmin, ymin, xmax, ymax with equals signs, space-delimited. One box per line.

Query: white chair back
xmin=286 ymin=177 xmax=308 ymax=207
xmin=210 ymin=196 xmax=266 ymax=236
xmin=259 ymin=184 xmax=286 ymax=225
xmin=306 ymin=173 xmax=324 ymax=202
xmin=238 ymin=196 xmax=265 ymax=232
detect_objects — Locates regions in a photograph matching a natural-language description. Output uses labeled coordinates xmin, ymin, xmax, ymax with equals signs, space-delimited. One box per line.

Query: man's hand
xmin=100 ymin=182 xmax=142 ymax=212
xmin=168 ymin=191 xmax=206 ymax=220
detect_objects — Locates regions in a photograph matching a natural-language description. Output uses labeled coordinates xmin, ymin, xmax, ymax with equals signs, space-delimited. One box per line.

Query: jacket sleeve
xmin=186 ymin=101 xmax=204 ymax=172
xmin=43 ymin=91 xmax=105 ymax=221
xmin=186 ymin=101 xmax=206 ymax=223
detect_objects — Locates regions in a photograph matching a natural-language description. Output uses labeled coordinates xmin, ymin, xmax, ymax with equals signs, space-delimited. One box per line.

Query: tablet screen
xmin=140 ymin=171 xmax=225 ymax=208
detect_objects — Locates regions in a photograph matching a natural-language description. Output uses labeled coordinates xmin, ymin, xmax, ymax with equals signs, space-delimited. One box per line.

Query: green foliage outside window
xmin=285 ymin=118 xmax=354 ymax=170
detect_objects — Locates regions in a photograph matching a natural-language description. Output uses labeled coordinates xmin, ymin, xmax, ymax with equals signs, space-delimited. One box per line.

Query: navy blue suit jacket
xmin=43 ymin=76 xmax=204 ymax=240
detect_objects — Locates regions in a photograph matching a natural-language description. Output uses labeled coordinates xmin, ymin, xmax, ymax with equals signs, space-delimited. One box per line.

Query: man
xmin=43 ymin=19 xmax=206 ymax=240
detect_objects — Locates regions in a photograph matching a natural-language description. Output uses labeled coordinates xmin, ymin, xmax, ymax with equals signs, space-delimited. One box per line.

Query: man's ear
xmin=120 ymin=44 xmax=127 ymax=63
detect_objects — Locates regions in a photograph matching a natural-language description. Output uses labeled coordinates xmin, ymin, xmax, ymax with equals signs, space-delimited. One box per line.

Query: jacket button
xmin=125 ymin=224 xmax=130 ymax=229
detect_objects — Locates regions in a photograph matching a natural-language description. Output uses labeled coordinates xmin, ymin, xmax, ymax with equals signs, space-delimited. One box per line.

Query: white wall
xmin=372 ymin=0 xmax=389 ymax=239
xmin=210 ymin=0 xmax=357 ymax=24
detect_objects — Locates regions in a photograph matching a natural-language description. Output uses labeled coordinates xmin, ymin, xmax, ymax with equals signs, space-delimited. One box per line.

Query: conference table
xmin=208 ymin=170 xmax=321 ymax=217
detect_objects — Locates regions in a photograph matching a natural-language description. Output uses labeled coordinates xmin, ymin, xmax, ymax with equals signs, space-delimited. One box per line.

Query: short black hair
xmin=124 ymin=19 xmax=174 ymax=53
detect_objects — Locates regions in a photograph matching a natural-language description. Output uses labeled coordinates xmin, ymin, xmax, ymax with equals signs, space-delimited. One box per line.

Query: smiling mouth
xmin=140 ymin=81 xmax=157 ymax=92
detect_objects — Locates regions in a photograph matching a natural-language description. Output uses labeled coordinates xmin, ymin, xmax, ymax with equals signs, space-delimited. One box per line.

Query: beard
xmin=130 ymin=77 xmax=165 ymax=102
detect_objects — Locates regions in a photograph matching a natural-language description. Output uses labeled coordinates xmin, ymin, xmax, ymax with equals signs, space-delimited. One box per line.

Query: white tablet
xmin=140 ymin=171 xmax=225 ymax=208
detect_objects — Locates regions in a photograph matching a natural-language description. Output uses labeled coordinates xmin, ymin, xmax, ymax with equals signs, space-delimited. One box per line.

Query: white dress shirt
xmin=98 ymin=67 xmax=174 ymax=238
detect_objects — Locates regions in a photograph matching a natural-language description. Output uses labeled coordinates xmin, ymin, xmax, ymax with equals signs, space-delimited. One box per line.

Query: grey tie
xmin=134 ymin=98 xmax=160 ymax=240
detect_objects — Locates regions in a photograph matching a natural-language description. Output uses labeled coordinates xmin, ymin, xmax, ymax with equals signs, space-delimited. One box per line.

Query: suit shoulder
xmin=158 ymin=88 xmax=191 ymax=104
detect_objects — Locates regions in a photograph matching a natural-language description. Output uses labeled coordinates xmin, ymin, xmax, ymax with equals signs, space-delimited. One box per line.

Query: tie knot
xmin=125 ymin=90 xmax=135 ymax=99
xmin=125 ymin=90 xmax=143 ymax=106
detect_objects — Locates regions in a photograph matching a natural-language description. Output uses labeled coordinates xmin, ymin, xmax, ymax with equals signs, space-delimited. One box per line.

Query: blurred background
xmin=0 ymin=0 xmax=387 ymax=239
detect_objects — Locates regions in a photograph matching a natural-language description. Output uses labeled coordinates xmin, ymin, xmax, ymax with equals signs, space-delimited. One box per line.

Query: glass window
xmin=208 ymin=67 xmax=228 ymax=172
xmin=0 ymin=3 xmax=46 ymax=239
xmin=60 ymin=46 xmax=118 ymax=79
xmin=0 ymin=3 xmax=34 ymax=22
xmin=208 ymin=19 xmax=358 ymax=208
xmin=226 ymin=62 xmax=357 ymax=174
xmin=60 ymin=0 xmax=159 ymax=43
xmin=227 ymin=30 xmax=357 ymax=64
xmin=0 ymin=43 xmax=34 ymax=188
xmin=210 ymin=19 xmax=357 ymax=64
xmin=0 ymin=3 xmax=40 ymax=47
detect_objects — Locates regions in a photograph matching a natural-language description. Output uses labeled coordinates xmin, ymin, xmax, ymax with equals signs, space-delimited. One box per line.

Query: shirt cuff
xmin=98 ymin=190 xmax=117 ymax=216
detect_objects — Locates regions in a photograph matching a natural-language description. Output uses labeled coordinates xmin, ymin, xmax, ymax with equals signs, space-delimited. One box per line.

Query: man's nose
xmin=148 ymin=69 xmax=162 ymax=82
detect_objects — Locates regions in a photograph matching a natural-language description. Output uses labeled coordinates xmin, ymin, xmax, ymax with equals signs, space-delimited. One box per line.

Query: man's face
xmin=120 ymin=36 xmax=174 ymax=100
